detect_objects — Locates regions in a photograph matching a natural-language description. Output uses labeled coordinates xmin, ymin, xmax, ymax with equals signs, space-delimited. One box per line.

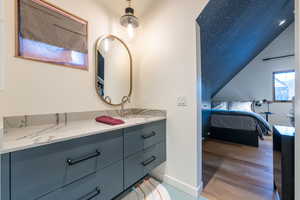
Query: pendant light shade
xmin=120 ymin=0 xmax=139 ymax=28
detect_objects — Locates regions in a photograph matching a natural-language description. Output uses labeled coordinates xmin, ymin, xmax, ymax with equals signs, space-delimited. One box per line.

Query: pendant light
xmin=120 ymin=0 xmax=139 ymax=38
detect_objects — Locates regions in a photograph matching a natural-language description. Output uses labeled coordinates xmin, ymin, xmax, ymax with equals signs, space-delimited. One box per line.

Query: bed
xmin=209 ymin=101 xmax=271 ymax=147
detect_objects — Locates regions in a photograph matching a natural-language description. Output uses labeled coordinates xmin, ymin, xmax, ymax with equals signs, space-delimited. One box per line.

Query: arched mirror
xmin=95 ymin=35 xmax=132 ymax=106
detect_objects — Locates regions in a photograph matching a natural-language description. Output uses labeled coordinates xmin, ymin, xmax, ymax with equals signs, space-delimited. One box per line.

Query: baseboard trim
xmin=162 ymin=175 xmax=203 ymax=198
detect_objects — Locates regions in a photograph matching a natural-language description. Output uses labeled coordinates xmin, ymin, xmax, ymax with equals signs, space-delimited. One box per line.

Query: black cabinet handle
xmin=80 ymin=187 xmax=101 ymax=200
xmin=67 ymin=150 xmax=101 ymax=166
xmin=142 ymin=156 xmax=156 ymax=166
xmin=142 ymin=131 xmax=156 ymax=139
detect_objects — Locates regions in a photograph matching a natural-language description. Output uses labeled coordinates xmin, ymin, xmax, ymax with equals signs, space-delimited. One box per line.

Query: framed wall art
xmin=16 ymin=0 xmax=88 ymax=70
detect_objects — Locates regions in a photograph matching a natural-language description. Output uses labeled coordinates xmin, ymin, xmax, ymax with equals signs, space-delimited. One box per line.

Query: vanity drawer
xmin=124 ymin=120 xmax=166 ymax=157
xmin=124 ymin=142 xmax=166 ymax=188
xmin=39 ymin=160 xmax=124 ymax=200
xmin=10 ymin=131 xmax=123 ymax=200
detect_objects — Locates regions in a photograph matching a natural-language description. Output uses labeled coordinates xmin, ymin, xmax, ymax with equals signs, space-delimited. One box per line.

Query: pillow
xmin=228 ymin=101 xmax=253 ymax=112
xmin=212 ymin=101 xmax=228 ymax=110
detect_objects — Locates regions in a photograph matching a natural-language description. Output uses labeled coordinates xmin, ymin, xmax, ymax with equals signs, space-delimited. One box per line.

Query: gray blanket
xmin=211 ymin=109 xmax=272 ymax=137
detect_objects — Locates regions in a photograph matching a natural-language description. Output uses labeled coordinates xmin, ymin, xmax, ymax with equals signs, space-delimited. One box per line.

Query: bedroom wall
xmin=214 ymin=23 xmax=295 ymax=126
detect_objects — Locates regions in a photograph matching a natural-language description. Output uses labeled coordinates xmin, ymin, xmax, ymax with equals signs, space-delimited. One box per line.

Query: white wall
xmin=214 ymin=23 xmax=295 ymax=126
xmin=0 ymin=0 xmax=4 ymax=91
xmin=133 ymin=0 xmax=208 ymax=197
xmin=0 ymin=0 xmax=137 ymax=119
xmin=0 ymin=0 xmax=5 ymax=197
xmin=0 ymin=0 xmax=4 ymax=117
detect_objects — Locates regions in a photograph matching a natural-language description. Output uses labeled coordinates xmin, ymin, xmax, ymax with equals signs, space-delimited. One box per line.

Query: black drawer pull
xmin=80 ymin=187 xmax=101 ymax=200
xmin=142 ymin=131 xmax=156 ymax=139
xmin=67 ymin=150 xmax=101 ymax=166
xmin=142 ymin=156 xmax=156 ymax=166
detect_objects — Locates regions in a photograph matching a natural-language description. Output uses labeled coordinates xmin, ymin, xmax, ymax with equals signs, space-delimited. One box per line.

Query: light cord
xmin=127 ymin=0 xmax=132 ymax=7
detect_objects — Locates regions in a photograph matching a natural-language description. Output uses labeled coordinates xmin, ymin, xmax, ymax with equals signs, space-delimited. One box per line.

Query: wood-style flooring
xmin=201 ymin=137 xmax=276 ymax=200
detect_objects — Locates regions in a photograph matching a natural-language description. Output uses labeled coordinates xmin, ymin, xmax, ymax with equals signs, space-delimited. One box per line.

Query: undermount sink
xmin=120 ymin=115 xmax=150 ymax=121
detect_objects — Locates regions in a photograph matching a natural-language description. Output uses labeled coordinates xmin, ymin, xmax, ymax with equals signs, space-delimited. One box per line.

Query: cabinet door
xmin=39 ymin=160 xmax=123 ymax=200
xmin=11 ymin=130 xmax=123 ymax=200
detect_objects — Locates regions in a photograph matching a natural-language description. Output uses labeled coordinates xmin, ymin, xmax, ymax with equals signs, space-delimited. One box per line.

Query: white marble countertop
xmin=1 ymin=116 xmax=166 ymax=154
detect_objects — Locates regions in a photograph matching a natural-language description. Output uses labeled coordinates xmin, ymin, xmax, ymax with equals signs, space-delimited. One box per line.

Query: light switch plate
xmin=177 ymin=96 xmax=187 ymax=107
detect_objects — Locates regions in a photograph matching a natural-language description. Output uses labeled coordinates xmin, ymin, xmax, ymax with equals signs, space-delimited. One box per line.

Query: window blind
xmin=19 ymin=0 xmax=88 ymax=53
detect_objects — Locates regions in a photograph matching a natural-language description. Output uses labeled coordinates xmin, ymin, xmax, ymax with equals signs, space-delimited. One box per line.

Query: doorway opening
xmin=197 ymin=0 xmax=295 ymax=199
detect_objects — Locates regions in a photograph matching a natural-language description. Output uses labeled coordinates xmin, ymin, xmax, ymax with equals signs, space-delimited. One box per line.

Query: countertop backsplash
xmin=3 ymin=108 xmax=167 ymax=131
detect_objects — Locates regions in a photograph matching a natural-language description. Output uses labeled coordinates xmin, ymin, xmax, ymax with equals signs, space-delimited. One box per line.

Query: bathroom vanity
xmin=1 ymin=113 xmax=166 ymax=200
xmin=0 ymin=33 xmax=166 ymax=200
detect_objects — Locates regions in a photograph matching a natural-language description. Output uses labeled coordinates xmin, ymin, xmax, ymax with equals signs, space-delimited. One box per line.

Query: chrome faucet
xmin=119 ymin=102 xmax=125 ymax=118
xmin=19 ymin=115 xmax=28 ymax=128
xmin=56 ymin=113 xmax=60 ymax=126
xmin=64 ymin=113 xmax=68 ymax=126
xmin=119 ymin=96 xmax=131 ymax=117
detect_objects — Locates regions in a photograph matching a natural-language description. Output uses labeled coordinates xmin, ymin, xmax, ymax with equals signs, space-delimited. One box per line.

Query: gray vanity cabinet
xmin=1 ymin=120 xmax=166 ymax=200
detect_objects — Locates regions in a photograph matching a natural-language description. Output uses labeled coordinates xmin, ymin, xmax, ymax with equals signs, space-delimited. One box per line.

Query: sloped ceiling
xmin=197 ymin=0 xmax=294 ymax=98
